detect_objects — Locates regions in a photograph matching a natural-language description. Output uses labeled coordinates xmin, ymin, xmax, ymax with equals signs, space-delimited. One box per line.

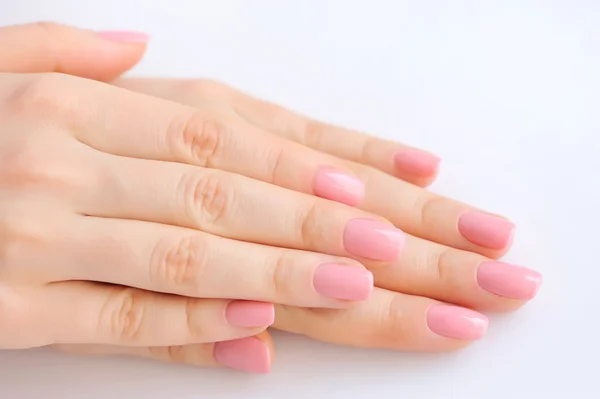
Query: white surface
xmin=0 ymin=1 xmax=598 ymax=397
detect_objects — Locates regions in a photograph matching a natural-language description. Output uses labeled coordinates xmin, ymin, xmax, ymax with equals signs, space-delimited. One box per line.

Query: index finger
xmin=4 ymin=73 xmax=367 ymax=207
xmin=115 ymin=78 xmax=441 ymax=187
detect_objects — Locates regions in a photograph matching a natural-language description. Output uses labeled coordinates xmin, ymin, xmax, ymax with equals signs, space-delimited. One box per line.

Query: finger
xmin=0 ymin=22 xmax=147 ymax=81
xmin=39 ymin=215 xmax=373 ymax=308
xmin=53 ymin=331 xmax=274 ymax=373
xmin=274 ymin=288 xmax=489 ymax=351
xmin=370 ymin=235 xmax=543 ymax=312
xmin=114 ymin=78 xmax=440 ymax=187
xmin=229 ymin=89 xmax=441 ymax=187
xmin=81 ymin=152 xmax=404 ymax=263
xmin=345 ymin=160 xmax=516 ymax=257
xmin=0 ymin=282 xmax=272 ymax=349
xmin=10 ymin=73 xmax=366 ymax=207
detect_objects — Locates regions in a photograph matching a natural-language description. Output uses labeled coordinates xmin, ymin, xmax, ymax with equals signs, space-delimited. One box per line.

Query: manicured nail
xmin=458 ymin=211 xmax=515 ymax=250
xmin=343 ymin=219 xmax=405 ymax=261
xmin=225 ymin=301 xmax=274 ymax=328
xmin=313 ymin=167 xmax=365 ymax=207
xmin=427 ymin=305 xmax=488 ymax=340
xmin=214 ymin=337 xmax=271 ymax=373
xmin=477 ymin=261 xmax=542 ymax=300
xmin=313 ymin=263 xmax=373 ymax=301
xmin=97 ymin=30 xmax=150 ymax=43
xmin=394 ymin=149 xmax=441 ymax=176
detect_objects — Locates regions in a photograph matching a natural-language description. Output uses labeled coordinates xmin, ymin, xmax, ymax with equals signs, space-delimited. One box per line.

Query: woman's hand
xmin=0 ymin=23 xmax=421 ymax=373
xmin=110 ymin=36 xmax=543 ymax=348
xmin=0 ymin=22 xmax=542 ymax=372
xmin=116 ymin=77 xmax=542 ymax=350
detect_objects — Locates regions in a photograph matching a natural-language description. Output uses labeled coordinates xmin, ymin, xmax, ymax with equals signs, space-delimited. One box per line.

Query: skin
xmin=0 ymin=22 xmax=542 ymax=372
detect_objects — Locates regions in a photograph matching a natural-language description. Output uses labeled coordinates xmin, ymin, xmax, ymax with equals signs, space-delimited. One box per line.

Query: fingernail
xmin=477 ymin=261 xmax=543 ymax=300
xmin=97 ymin=30 xmax=150 ymax=43
xmin=313 ymin=167 xmax=365 ymax=207
xmin=214 ymin=337 xmax=271 ymax=373
xmin=313 ymin=263 xmax=373 ymax=301
xmin=394 ymin=149 xmax=441 ymax=176
xmin=225 ymin=301 xmax=274 ymax=328
xmin=427 ymin=305 xmax=488 ymax=340
xmin=458 ymin=211 xmax=515 ymax=250
xmin=343 ymin=219 xmax=405 ymax=261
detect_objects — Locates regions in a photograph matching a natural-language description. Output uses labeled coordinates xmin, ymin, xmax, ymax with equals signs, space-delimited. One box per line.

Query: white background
xmin=0 ymin=1 xmax=598 ymax=397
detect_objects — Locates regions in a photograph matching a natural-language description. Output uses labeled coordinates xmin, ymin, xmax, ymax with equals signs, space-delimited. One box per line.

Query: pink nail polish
xmin=477 ymin=261 xmax=542 ymax=300
xmin=97 ymin=30 xmax=150 ymax=43
xmin=343 ymin=219 xmax=405 ymax=261
xmin=225 ymin=301 xmax=274 ymax=328
xmin=214 ymin=337 xmax=271 ymax=373
xmin=313 ymin=167 xmax=365 ymax=207
xmin=427 ymin=305 xmax=488 ymax=340
xmin=394 ymin=149 xmax=441 ymax=176
xmin=313 ymin=263 xmax=373 ymax=301
xmin=458 ymin=211 xmax=515 ymax=250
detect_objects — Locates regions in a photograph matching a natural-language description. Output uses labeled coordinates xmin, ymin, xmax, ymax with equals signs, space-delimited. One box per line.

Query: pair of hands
xmin=0 ymin=22 xmax=542 ymax=373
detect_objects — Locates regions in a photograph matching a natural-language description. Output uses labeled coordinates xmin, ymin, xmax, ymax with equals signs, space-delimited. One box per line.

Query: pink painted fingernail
xmin=214 ymin=337 xmax=271 ymax=373
xmin=313 ymin=167 xmax=365 ymax=207
xmin=477 ymin=261 xmax=543 ymax=300
xmin=343 ymin=219 xmax=405 ymax=261
xmin=394 ymin=149 xmax=441 ymax=176
xmin=313 ymin=263 xmax=373 ymax=301
xmin=225 ymin=301 xmax=274 ymax=328
xmin=458 ymin=211 xmax=515 ymax=250
xmin=97 ymin=30 xmax=150 ymax=43
xmin=427 ymin=305 xmax=488 ymax=340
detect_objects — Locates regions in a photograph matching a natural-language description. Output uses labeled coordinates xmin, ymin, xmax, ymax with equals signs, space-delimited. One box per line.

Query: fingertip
xmin=255 ymin=330 xmax=275 ymax=370
xmin=83 ymin=29 xmax=149 ymax=81
xmin=395 ymin=171 xmax=439 ymax=188
xmin=393 ymin=148 xmax=441 ymax=178
xmin=214 ymin=334 xmax=273 ymax=374
xmin=96 ymin=30 xmax=150 ymax=44
xmin=426 ymin=305 xmax=489 ymax=341
xmin=0 ymin=22 xmax=149 ymax=81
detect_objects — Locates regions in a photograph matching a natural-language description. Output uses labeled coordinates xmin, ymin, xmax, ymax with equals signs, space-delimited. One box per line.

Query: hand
xmin=111 ymin=33 xmax=544 ymax=349
xmin=0 ymin=22 xmax=542 ymax=372
xmin=0 ymin=23 xmax=405 ymax=373
xmin=115 ymin=80 xmax=541 ymax=350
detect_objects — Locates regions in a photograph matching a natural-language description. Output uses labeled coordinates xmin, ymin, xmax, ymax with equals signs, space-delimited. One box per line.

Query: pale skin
xmin=0 ymin=22 xmax=542 ymax=373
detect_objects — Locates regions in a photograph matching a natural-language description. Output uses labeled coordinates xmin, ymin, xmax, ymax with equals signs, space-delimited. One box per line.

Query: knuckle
xmin=147 ymin=345 xmax=185 ymax=363
xmin=5 ymin=73 xmax=72 ymax=118
xmin=414 ymin=195 xmax=445 ymax=227
xmin=359 ymin=137 xmax=379 ymax=163
xmin=169 ymin=111 xmax=229 ymax=167
xmin=182 ymin=171 xmax=232 ymax=228
xmin=0 ymin=138 xmax=75 ymax=191
xmin=0 ymin=212 xmax=51 ymax=278
xmin=184 ymin=297 xmax=211 ymax=340
xmin=268 ymin=251 xmax=295 ymax=301
xmin=303 ymin=121 xmax=326 ymax=148
xmin=257 ymin=103 xmax=296 ymax=136
xmin=298 ymin=199 xmax=324 ymax=248
xmin=369 ymin=294 xmax=411 ymax=347
xmin=100 ymin=288 xmax=147 ymax=343
xmin=264 ymin=144 xmax=285 ymax=184
xmin=149 ymin=235 xmax=209 ymax=293
xmin=430 ymin=247 xmax=454 ymax=286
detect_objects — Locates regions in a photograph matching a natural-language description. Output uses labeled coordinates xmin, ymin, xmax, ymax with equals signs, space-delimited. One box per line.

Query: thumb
xmin=0 ymin=21 xmax=148 ymax=81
